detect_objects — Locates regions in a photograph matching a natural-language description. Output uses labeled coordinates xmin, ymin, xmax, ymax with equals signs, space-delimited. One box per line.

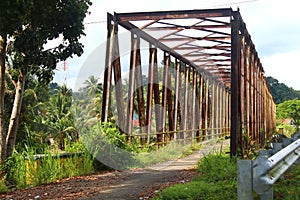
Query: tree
xmin=266 ymin=76 xmax=300 ymax=104
xmin=0 ymin=0 xmax=91 ymax=162
xmin=277 ymin=99 xmax=300 ymax=128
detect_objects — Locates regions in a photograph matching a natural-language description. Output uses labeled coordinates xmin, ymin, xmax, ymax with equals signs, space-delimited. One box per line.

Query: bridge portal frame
xmin=101 ymin=8 xmax=276 ymax=157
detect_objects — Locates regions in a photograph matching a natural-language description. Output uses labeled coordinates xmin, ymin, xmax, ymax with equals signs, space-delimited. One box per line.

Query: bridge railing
xmin=238 ymin=132 xmax=300 ymax=200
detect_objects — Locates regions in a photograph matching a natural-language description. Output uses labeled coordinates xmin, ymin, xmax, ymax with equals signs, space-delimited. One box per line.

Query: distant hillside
xmin=266 ymin=76 xmax=300 ymax=104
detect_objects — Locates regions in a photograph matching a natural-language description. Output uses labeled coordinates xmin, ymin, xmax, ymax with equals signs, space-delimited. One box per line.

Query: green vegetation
xmin=4 ymin=145 xmax=94 ymax=189
xmin=274 ymin=163 xmax=300 ymax=200
xmin=154 ymin=153 xmax=237 ymax=200
xmin=276 ymin=99 xmax=300 ymax=128
xmin=154 ymin=153 xmax=300 ymax=200
xmin=266 ymin=76 xmax=300 ymax=104
xmin=0 ymin=0 xmax=92 ymax=163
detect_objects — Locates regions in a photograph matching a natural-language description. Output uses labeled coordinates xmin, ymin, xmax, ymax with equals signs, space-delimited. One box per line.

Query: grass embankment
xmin=154 ymin=153 xmax=300 ymax=200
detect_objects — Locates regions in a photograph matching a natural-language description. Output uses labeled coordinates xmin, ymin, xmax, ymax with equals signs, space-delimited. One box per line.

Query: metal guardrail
xmin=238 ymin=132 xmax=300 ymax=200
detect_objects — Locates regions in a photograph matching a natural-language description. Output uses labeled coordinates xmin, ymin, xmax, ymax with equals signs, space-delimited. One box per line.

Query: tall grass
xmin=4 ymin=145 xmax=94 ymax=189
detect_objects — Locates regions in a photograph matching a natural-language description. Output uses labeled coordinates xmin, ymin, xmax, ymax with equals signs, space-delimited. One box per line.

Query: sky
xmin=53 ymin=0 xmax=300 ymax=91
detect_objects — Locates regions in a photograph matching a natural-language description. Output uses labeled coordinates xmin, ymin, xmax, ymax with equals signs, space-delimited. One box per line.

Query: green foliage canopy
xmin=266 ymin=76 xmax=300 ymax=104
xmin=276 ymin=99 xmax=300 ymax=126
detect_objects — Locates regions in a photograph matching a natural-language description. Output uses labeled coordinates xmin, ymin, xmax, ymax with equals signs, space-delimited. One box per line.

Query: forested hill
xmin=266 ymin=76 xmax=300 ymax=104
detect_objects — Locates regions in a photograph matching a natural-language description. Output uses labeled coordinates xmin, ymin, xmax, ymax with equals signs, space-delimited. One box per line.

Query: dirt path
xmin=0 ymin=139 xmax=229 ymax=200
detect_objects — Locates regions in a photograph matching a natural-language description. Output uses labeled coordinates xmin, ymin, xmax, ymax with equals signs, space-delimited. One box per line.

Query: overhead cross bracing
xmin=101 ymin=8 xmax=276 ymax=157
xmin=116 ymin=9 xmax=233 ymax=87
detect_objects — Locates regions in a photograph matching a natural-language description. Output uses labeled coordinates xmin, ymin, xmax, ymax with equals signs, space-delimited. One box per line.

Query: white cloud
xmin=262 ymin=48 xmax=300 ymax=90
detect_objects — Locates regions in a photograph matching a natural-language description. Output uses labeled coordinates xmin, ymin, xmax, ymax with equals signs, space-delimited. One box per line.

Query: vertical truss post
xmin=225 ymin=89 xmax=230 ymax=136
xmin=216 ymin=83 xmax=220 ymax=137
xmin=173 ymin=59 xmax=181 ymax=140
xmin=153 ymin=48 xmax=162 ymax=142
xmin=101 ymin=13 xmax=114 ymax=123
xmin=246 ymin=45 xmax=251 ymax=141
xmin=146 ymin=46 xmax=156 ymax=143
xmin=197 ymin=73 xmax=204 ymax=142
xmin=125 ymin=34 xmax=139 ymax=140
xmin=204 ymin=78 xmax=210 ymax=141
xmin=220 ymin=85 xmax=223 ymax=136
xmin=240 ymin=36 xmax=246 ymax=151
xmin=230 ymin=13 xmax=242 ymax=157
xmin=134 ymin=38 xmax=146 ymax=140
xmin=191 ymin=69 xmax=197 ymax=141
xmin=211 ymin=81 xmax=216 ymax=138
xmin=250 ymin=50 xmax=255 ymax=141
xmin=166 ymin=55 xmax=174 ymax=140
xmin=253 ymin=56 xmax=258 ymax=141
xmin=180 ymin=65 xmax=189 ymax=141
xmin=112 ymin=22 xmax=125 ymax=130
xmin=160 ymin=52 xmax=170 ymax=143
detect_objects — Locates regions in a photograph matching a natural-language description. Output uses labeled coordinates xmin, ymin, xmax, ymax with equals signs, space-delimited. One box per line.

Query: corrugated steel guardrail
xmin=238 ymin=132 xmax=300 ymax=200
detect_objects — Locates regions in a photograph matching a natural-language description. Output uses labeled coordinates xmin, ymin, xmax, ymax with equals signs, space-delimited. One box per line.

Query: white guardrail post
xmin=238 ymin=132 xmax=300 ymax=200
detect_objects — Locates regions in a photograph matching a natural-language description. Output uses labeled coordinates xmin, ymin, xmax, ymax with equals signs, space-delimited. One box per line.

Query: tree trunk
xmin=0 ymin=36 xmax=7 ymax=163
xmin=6 ymin=70 xmax=26 ymax=159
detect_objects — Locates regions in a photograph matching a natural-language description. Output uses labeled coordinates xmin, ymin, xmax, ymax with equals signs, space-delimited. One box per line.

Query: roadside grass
xmin=133 ymin=141 xmax=202 ymax=168
xmin=154 ymin=153 xmax=300 ymax=200
xmin=274 ymin=161 xmax=300 ymax=200
xmin=154 ymin=153 xmax=237 ymax=200
xmin=4 ymin=144 xmax=94 ymax=190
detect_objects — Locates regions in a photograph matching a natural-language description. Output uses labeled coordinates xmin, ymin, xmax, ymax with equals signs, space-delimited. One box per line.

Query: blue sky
xmin=53 ymin=0 xmax=300 ymax=90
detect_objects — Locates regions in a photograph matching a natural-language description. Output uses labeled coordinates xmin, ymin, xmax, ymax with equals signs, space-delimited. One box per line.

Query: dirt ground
xmin=0 ymin=139 xmax=229 ymax=200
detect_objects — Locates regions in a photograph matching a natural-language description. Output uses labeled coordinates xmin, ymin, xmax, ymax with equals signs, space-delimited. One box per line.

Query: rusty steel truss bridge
xmin=100 ymin=8 xmax=276 ymax=156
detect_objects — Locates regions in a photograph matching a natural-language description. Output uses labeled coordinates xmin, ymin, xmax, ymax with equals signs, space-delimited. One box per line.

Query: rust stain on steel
xmin=145 ymin=47 xmax=156 ymax=142
xmin=125 ymin=35 xmax=139 ymax=138
xmin=101 ymin=14 xmax=114 ymax=122
xmin=112 ymin=25 xmax=125 ymax=130
xmin=135 ymin=41 xmax=146 ymax=135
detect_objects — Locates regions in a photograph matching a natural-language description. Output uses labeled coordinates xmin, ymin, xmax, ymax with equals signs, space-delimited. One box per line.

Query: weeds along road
xmin=0 ymin=139 xmax=229 ymax=200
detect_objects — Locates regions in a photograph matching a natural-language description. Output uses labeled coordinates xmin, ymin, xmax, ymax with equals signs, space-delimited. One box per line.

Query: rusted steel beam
xmin=221 ymin=86 xmax=226 ymax=136
xmin=166 ymin=54 xmax=174 ymax=140
xmin=191 ymin=58 xmax=231 ymax=63
xmin=250 ymin=50 xmax=255 ymax=141
xmin=196 ymin=73 xmax=203 ymax=142
xmin=125 ymin=35 xmax=139 ymax=138
xmin=204 ymin=78 xmax=210 ymax=140
xmin=198 ymin=17 xmax=231 ymax=25
xmin=253 ymin=57 xmax=258 ymax=141
xmin=181 ymin=65 xmax=189 ymax=140
xmin=191 ymin=69 xmax=197 ymax=140
xmin=185 ymin=52 xmax=231 ymax=57
xmin=140 ymin=19 xmax=159 ymax=29
xmin=195 ymin=72 xmax=202 ymax=143
xmin=230 ymin=15 xmax=241 ymax=157
xmin=135 ymin=40 xmax=146 ymax=137
xmin=146 ymin=47 xmax=156 ymax=143
xmin=152 ymin=48 xmax=162 ymax=140
xmin=173 ymin=59 xmax=181 ymax=140
xmin=160 ymin=52 xmax=170 ymax=142
xmin=102 ymin=13 xmax=114 ymax=123
xmin=112 ymin=24 xmax=125 ymax=131
xmin=159 ymin=36 xmax=231 ymax=42
xmin=116 ymin=8 xmax=233 ymax=22
xmin=246 ymin=45 xmax=251 ymax=141
xmin=115 ymin=18 xmax=227 ymax=86
xmin=240 ymin=36 xmax=246 ymax=152
xmin=173 ymin=46 xmax=231 ymax=50
xmin=144 ymin=24 xmax=230 ymax=31
xmin=211 ymin=81 xmax=216 ymax=138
